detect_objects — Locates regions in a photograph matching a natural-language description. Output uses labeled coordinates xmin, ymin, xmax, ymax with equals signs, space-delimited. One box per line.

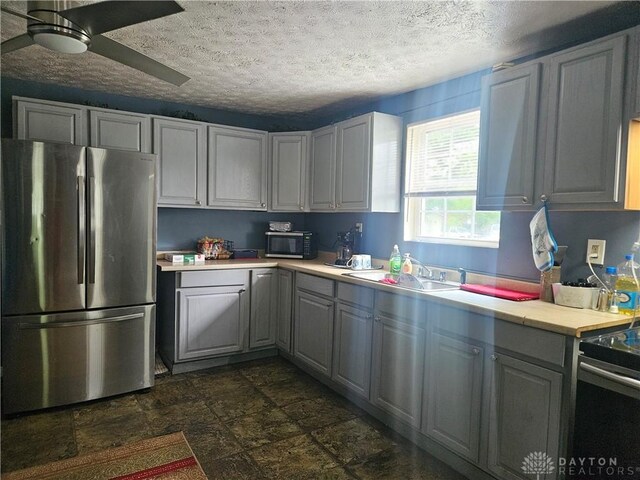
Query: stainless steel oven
xmin=573 ymin=328 xmax=640 ymax=473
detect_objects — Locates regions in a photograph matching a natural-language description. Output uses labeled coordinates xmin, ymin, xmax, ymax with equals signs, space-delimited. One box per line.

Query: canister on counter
xmin=540 ymin=266 xmax=561 ymax=302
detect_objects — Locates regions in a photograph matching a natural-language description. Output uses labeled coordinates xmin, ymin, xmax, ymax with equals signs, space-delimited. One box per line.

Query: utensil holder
xmin=540 ymin=266 xmax=561 ymax=302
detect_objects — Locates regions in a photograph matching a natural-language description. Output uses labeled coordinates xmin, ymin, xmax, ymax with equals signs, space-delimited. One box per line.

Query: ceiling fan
xmin=1 ymin=0 xmax=190 ymax=86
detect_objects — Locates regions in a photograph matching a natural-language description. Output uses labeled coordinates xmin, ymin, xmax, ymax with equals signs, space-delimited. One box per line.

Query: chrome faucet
xmin=458 ymin=268 xmax=467 ymax=285
xmin=408 ymin=256 xmax=433 ymax=279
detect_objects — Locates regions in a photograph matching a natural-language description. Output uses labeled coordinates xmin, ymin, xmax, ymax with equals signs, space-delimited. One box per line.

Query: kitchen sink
xmin=342 ymin=271 xmax=459 ymax=291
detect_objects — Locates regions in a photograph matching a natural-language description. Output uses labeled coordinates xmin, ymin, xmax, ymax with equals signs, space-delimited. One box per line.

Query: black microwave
xmin=264 ymin=231 xmax=317 ymax=259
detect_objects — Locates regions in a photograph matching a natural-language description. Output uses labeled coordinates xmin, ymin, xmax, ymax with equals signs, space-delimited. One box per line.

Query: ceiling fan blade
xmin=57 ymin=1 xmax=184 ymax=36
xmin=1 ymin=33 xmax=35 ymax=54
xmin=89 ymin=35 xmax=189 ymax=86
xmin=1 ymin=6 xmax=44 ymax=23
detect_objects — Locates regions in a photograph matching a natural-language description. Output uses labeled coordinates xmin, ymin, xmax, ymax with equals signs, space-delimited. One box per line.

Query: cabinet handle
xmin=374 ymin=316 xmax=381 ymax=322
xmin=472 ymin=348 xmax=480 ymax=355
xmin=490 ymin=354 xmax=498 ymax=361
xmin=195 ymin=200 xmax=201 ymax=205
xmin=337 ymin=203 xmax=342 ymax=208
xmin=540 ymin=194 xmax=547 ymax=202
xmin=521 ymin=196 xmax=528 ymax=204
xmin=260 ymin=203 xmax=265 ymax=207
xmin=329 ymin=203 xmax=335 ymax=208
xmin=366 ymin=314 xmax=374 ymax=320
xmin=239 ymin=288 xmax=246 ymax=294
xmin=299 ymin=205 xmax=304 ymax=210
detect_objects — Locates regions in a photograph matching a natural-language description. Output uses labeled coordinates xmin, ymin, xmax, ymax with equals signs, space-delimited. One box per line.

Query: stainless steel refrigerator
xmin=1 ymin=139 xmax=157 ymax=414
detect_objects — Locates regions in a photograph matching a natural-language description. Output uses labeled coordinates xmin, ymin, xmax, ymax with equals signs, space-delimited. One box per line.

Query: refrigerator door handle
xmin=88 ymin=176 xmax=96 ymax=284
xmin=18 ymin=312 xmax=145 ymax=329
xmin=77 ymin=176 xmax=85 ymax=284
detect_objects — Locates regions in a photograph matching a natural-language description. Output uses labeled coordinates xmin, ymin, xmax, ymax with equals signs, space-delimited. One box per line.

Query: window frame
xmin=403 ymin=109 xmax=500 ymax=249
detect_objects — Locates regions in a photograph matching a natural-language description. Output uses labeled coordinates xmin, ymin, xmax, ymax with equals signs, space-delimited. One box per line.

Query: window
xmin=404 ymin=110 xmax=500 ymax=247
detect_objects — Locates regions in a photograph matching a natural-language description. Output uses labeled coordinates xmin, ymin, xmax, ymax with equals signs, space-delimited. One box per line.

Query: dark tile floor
xmin=1 ymin=356 xmax=468 ymax=479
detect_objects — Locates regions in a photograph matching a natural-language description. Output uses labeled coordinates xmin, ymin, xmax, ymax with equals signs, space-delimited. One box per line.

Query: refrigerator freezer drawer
xmin=1 ymin=305 xmax=155 ymax=414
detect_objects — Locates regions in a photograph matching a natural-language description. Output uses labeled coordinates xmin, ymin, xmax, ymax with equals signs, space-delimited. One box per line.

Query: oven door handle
xmin=580 ymin=362 xmax=640 ymax=391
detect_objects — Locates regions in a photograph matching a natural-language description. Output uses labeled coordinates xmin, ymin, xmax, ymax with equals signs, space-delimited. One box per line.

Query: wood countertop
xmin=157 ymin=258 xmax=635 ymax=338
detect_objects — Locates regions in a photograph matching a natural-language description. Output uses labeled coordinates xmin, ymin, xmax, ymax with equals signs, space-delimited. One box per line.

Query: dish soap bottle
xmin=402 ymin=253 xmax=412 ymax=274
xmin=615 ymin=254 xmax=639 ymax=315
xmin=389 ymin=245 xmax=402 ymax=277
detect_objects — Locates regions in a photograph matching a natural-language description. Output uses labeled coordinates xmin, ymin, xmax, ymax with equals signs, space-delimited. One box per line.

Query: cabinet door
xmin=250 ymin=269 xmax=277 ymax=349
xmin=276 ymin=269 xmax=293 ymax=352
xmin=177 ymin=286 xmax=247 ymax=360
xmin=487 ymin=353 xmax=562 ymax=480
xmin=371 ymin=314 xmax=425 ymax=427
xmin=208 ymin=126 xmax=268 ymax=210
xmin=15 ymin=99 xmax=86 ymax=145
xmin=154 ymin=118 xmax=207 ymax=207
xmin=542 ymin=35 xmax=626 ymax=206
xmin=477 ymin=64 xmax=540 ymax=210
xmin=332 ymin=302 xmax=373 ymax=399
xmin=294 ymin=290 xmax=334 ymax=376
xmin=270 ymin=133 xmax=308 ymax=211
xmin=336 ymin=115 xmax=371 ymax=211
xmin=90 ymin=110 xmax=151 ymax=152
xmin=424 ymin=333 xmax=483 ymax=463
xmin=309 ymin=126 xmax=337 ymax=210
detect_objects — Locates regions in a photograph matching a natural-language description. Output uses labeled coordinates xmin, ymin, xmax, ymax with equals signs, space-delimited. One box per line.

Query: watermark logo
xmin=522 ymin=452 xmax=555 ymax=479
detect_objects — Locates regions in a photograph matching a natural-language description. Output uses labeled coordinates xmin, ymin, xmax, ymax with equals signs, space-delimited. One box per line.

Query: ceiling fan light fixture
xmin=32 ymin=31 xmax=88 ymax=54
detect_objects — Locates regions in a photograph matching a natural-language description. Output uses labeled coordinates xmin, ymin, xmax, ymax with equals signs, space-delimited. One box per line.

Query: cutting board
xmin=461 ymin=284 xmax=539 ymax=301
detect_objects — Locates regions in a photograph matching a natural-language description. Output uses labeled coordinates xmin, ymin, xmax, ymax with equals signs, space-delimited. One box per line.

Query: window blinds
xmin=405 ymin=110 xmax=480 ymax=196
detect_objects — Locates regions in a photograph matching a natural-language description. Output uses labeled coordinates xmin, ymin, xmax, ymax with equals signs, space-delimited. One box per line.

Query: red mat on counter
xmin=460 ymin=284 xmax=539 ymax=301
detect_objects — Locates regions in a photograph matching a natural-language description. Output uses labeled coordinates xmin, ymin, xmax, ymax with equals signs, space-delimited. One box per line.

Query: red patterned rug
xmin=2 ymin=432 xmax=207 ymax=480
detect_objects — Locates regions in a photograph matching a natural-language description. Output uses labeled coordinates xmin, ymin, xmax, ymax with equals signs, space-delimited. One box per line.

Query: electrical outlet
xmin=586 ymin=239 xmax=606 ymax=265
xmin=355 ymin=222 xmax=363 ymax=233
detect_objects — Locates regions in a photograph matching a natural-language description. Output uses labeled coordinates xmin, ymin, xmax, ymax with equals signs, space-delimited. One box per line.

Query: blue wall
xmin=3 ymin=75 xmax=639 ymax=283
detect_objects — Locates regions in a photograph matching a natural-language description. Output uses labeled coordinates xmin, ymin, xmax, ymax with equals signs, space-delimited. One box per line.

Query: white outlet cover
xmin=586 ymin=239 xmax=606 ymax=265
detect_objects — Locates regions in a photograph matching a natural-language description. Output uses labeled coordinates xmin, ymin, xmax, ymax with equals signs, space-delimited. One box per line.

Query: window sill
xmin=405 ymin=237 xmax=500 ymax=249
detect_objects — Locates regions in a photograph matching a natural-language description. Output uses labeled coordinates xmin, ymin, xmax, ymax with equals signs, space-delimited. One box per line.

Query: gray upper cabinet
xmin=208 ymin=125 xmax=268 ymax=210
xmin=424 ymin=332 xmax=483 ymax=463
xmin=154 ymin=117 xmax=207 ymax=207
xmin=371 ymin=311 xmax=425 ymax=428
xmin=477 ymin=64 xmax=540 ymax=210
xmin=335 ymin=115 xmax=372 ymax=211
xmin=270 ymin=132 xmax=309 ymax=212
xmin=309 ymin=126 xmax=337 ymax=210
xmin=310 ymin=112 xmax=402 ymax=212
xmin=332 ymin=302 xmax=373 ymax=399
xmin=90 ymin=110 xmax=151 ymax=153
xmin=249 ymin=268 xmax=277 ymax=349
xmin=541 ymin=35 xmax=627 ymax=207
xmin=14 ymin=97 xmax=87 ymax=145
xmin=275 ymin=269 xmax=293 ymax=352
xmin=487 ymin=353 xmax=562 ymax=480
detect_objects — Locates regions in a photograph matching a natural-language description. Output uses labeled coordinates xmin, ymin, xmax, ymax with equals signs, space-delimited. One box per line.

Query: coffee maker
xmin=335 ymin=231 xmax=354 ymax=266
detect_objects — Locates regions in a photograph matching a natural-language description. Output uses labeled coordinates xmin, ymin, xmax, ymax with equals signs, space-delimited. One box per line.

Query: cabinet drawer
xmin=296 ymin=272 xmax=334 ymax=297
xmin=374 ymin=291 xmax=427 ymax=327
xmin=179 ymin=270 xmax=249 ymax=288
xmin=337 ymin=282 xmax=374 ymax=309
xmin=432 ymin=303 xmax=566 ymax=367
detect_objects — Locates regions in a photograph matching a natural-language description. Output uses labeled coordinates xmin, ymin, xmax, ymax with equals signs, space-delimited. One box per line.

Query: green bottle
xmin=389 ymin=244 xmax=402 ymax=276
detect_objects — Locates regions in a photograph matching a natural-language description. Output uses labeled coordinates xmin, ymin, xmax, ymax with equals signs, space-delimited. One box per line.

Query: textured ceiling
xmin=0 ymin=1 xmax=633 ymax=118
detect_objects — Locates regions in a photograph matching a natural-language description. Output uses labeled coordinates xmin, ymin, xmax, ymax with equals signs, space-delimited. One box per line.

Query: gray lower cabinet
xmin=477 ymin=63 xmax=540 ymax=210
xmin=275 ymin=269 xmax=293 ymax=352
xmin=294 ymin=289 xmax=334 ymax=376
xmin=14 ymin=97 xmax=87 ymax=145
xmin=487 ymin=353 xmax=562 ymax=480
xmin=154 ymin=117 xmax=207 ymax=207
xmin=177 ymin=285 xmax=248 ymax=360
xmin=90 ymin=109 xmax=151 ymax=153
xmin=249 ymin=268 xmax=277 ymax=349
xmin=424 ymin=332 xmax=483 ymax=463
xmin=332 ymin=302 xmax=373 ymax=399
xmin=370 ymin=312 xmax=425 ymax=428
xmin=208 ymin=125 xmax=268 ymax=210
